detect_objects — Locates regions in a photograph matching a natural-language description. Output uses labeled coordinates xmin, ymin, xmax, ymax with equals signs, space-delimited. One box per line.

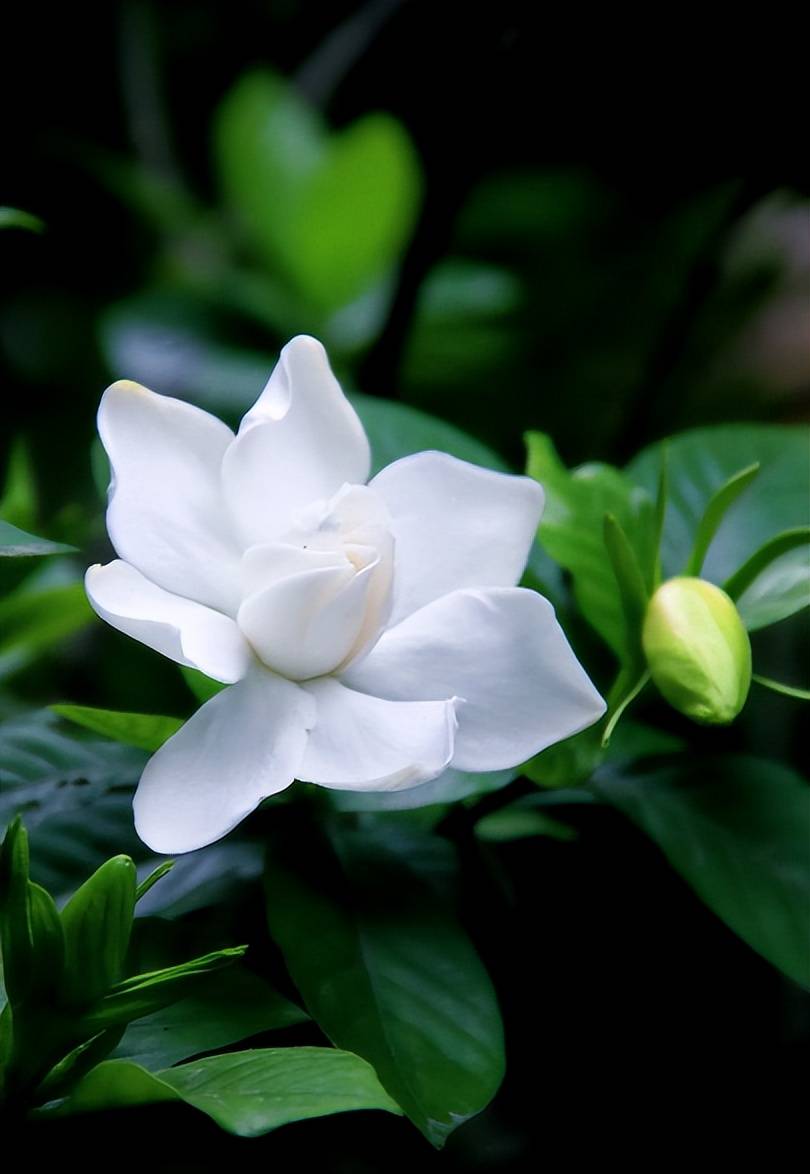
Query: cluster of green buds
xmin=0 ymin=818 xmax=244 ymax=1115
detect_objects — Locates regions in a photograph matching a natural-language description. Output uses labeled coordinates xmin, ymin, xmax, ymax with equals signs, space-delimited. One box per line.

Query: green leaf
xmin=603 ymin=513 xmax=649 ymax=660
xmin=51 ymin=705 xmax=183 ymax=753
xmin=27 ymin=882 xmax=65 ymax=997
xmin=180 ymin=666 xmax=226 ymax=704
xmin=264 ymin=819 xmax=504 ymax=1147
xmin=724 ymin=527 xmax=810 ymax=631
xmin=134 ymin=861 xmax=174 ymax=902
xmin=353 ymin=392 xmax=510 ymax=477
xmin=475 ymin=808 xmax=577 ymax=843
xmin=685 ymin=462 xmax=760 ymax=576
xmin=55 ymin=1048 xmax=402 ymax=1135
xmin=0 ymin=581 xmax=92 ymax=680
xmin=214 ymin=70 xmax=421 ymax=313
xmin=0 ymin=207 xmax=45 ymax=233
xmin=84 ymin=948 xmax=246 ymax=1032
xmin=752 ymin=674 xmax=810 ymax=702
xmin=60 ymin=856 xmax=137 ymax=1006
xmin=0 ymin=440 xmax=38 ymax=532
xmin=0 ymin=520 xmax=75 ymax=558
xmin=113 ymin=965 xmax=308 ymax=1070
xmin=593 ymin=755 xmax=810 ymax=987
xmin=526 ymin=433 xmax=653 ymax=656
xmin=0 ymin=818 xmax=33 ymax=1006
xmin=629 ymin=425 xmax=810 ymax=629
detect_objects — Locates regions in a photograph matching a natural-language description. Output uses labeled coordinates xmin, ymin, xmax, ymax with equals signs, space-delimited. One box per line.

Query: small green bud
xmin=642 ymin=577 xmax=752 ymax=725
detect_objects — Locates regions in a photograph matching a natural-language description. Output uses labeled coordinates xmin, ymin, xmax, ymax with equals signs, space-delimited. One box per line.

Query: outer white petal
xmin=134 ymin=668 xmax=316 ymax=853
xmin=99 ymin=380 xmax=242 ymax=615
xmin=222 ymin=336 xmax=371 ymax=547
xmin=370 ymin=451 xmax=544 ymax=625
xmin=344 ymin=587 xmax=606 ymax=771
xmin=298 ymin=677 xmax=458 ymax=791
xmin=86 ymin=561 xmax=251 ymax=683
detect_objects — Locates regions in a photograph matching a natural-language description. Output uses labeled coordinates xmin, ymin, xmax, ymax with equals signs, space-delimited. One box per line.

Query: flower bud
xmin=642 ymin=577 xmax=752 ymax=725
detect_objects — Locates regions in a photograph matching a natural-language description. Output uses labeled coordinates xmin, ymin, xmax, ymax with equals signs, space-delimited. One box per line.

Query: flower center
xmin=234 ymin=484 xmax=394 ymax=680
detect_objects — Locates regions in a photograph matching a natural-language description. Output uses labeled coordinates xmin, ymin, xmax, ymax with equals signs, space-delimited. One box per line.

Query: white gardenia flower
xmin=86 ymin=335 xmax=605 ymax=853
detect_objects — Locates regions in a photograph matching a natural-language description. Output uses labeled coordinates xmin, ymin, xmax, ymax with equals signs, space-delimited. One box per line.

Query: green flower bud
xmin=642 ymin=577 xmax=752 ymax=725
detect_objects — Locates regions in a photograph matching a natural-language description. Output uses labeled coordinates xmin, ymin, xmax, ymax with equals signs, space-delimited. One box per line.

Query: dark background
xmin=3 ymin=2 xmax=808 ymax=1166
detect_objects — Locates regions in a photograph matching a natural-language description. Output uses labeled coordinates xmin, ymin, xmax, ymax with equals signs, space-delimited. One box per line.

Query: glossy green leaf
xmin=60 ymin=856 xmax=137 ymax=1006
xmin=113 ymin=965 xmax=308 ymax=1070
xmin=685 ymin=462 xmax=760 ymax=576
xmin=56 ymin=1048 xmax=402 ymax=1135
xmin=593 ymin=755 xmax=810 ymax=987
xmin=51 ymin=705 xmax=183 ymax=753
xmin=264 ymin=819 xmax=504 ymax=1147
xmin=629 ymin=425 xmax=810 ymax=629
xmin=27 ymin=881 xmax=65 ymax=997
xmin=0 ymin=520 xmax=75 ymax=558
xmin=526 ymin=432 xmax=653 ymax=656
xmin=603 ymin=513 xmax=649 ymax=657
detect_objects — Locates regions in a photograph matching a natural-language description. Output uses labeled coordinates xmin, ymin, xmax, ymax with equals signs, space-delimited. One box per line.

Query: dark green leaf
xmin=593 ymin=755 xmax=810 ymax=987
xmin=113 ymin=966 xmax=308 ymax=1070
xmin=752 ymin=674 xmax=810 ymax=702
xmin=724 ymin=527 xmax=810 ymax=631
xmin=51 ymin=705 xmax=183 ymax=753
xmin=475 ymin=808 xmax=577 ymax=842
xmin=55 ymin=1048 xmax=402 ymax=1135
xmin=0 ymin=582 xmax=92 ymax=680
xmin=60 ymin=856 xmax=137 ymax=1006
xmin=264 ymin=819 xmax=504 ymax=1146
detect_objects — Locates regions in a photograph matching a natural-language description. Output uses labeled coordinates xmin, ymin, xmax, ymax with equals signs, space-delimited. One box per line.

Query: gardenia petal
xmin=99 ymin=380 xmax=242 ymax=615
xmin=343 ymin=587 xmax=606 ymax=771
xmin=86 ymin=560 xmax=251 ymax=683
xmin=222 ymin=336 xmax=371 ymax=547
xmin=134 ymin=668 xmax=316 ymax=853
xmin=298 ymin=678 xmax=458 ymax=790
xmin=370 ymin=451 xmax=544 ymax=625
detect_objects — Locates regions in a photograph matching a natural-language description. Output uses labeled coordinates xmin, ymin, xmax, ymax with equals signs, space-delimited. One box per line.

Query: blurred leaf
xmin=354 ymin=392 xmax=510 ymax=477
xmin=0 ymin=207 xmax=44 ymax=233
xmin=51 ymin=705 xmax=183 ymax=753
xmin=0 ymin=441 xmax=38 ymax=532
xmin=0 ymin=520 xmax=75 ymax=559
xmin=134 ymin=840 xmax=264 ymax=920
xmin=475 ymin=808 xmax=577 ymax=842
xmin=113 ymin=965 xmax=307 ymax=1070
xmin=264 ymin=819 xmax=504 ymax=1147
xmin=629 ymin=425 xmax=810 ymax=629
xmin=56 ymin=1048 xmax=401 ymax=1135
xmin=526 ymin=433 xmax=653 ymax=656
xmin=215 ymin=70 xmax=421 ymax=313
xmin=325 ymin=766 xmax=517 ymax=813
xmin=731 ymin=535 xmax=810 ymax=631
xmin=180 ymin=666 xmax=225 ymax=704
xmin=0 ymin=581 xmax=92 ymax=680
xmin=594 ymin=755 xmax=810 ymax=988
xmin=0 ymin=712 xmax=147 ymax=903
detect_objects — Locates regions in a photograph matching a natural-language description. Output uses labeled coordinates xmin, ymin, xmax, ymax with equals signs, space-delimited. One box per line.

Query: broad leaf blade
xmin=594 ymin=755 xmax=810 ymax=988
xmin=264 ymin=818 xmax=504 ymax=1147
